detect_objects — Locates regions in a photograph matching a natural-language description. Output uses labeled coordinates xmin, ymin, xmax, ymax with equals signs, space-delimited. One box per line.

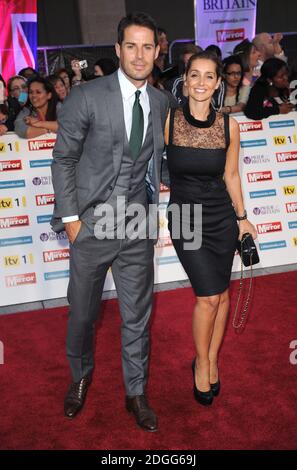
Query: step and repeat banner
xmin=0 ymin=112 xmax=297 ymax=307
xmin=194 ymin=0 xmax=257 ymax=57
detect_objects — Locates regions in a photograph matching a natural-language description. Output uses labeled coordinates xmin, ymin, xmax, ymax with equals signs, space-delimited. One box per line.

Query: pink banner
xmin=0 ymin=0 xmax=37 ymax=83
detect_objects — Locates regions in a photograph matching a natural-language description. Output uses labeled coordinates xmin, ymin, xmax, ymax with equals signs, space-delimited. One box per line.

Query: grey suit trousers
xmin=66 ymin=217 xmax=154 ymax=396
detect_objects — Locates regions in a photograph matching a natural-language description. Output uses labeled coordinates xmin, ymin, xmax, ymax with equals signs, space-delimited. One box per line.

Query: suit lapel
xmin=105 ymin=72 xmax=125 ymax=175
xmin=147 ymin=85 xmax=163 ymax=193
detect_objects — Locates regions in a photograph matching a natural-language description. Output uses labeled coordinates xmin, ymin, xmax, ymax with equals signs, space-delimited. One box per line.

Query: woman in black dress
xmin=165 ymin=52 xmax=257 ymax=406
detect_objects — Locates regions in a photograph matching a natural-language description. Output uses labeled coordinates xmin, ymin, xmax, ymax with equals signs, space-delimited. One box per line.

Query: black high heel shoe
xmin=210 ymin=380 xmax=221 ymax=397
xmin=191 ymin=359 xmax=213 ymax=406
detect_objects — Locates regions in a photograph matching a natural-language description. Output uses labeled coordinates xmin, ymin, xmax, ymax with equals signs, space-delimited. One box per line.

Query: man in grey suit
xmin=51 ymin=12 xmax=168 ymax=432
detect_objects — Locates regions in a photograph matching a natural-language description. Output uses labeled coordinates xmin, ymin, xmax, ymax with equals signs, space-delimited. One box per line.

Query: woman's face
xmin=94 ymin=65 xmax=104 ymax=77
xmin=59 ymin=72 xmax=70 ymax=90
xmin=272 ymin=66 xmax=289 ymax=89
xmin=29 ymin=82 xmax=52 ymax=109
xmin=10 ymin=78 xmax=27 ymax=99
xmin=54 ymin=79 xmax=67 ymax=100
xmin=184 ymin=58 xmax=220 ymax=102
xmin=249 ymin=45 xmax=261 ymax=69
xmin=225 ymin=63 xmax=242 ymax=87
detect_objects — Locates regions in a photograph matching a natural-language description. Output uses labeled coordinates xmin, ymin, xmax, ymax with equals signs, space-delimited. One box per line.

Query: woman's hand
xmin=24 ymin=116 xmax=40 ymax=126
xmin=238 ymin=219 xmax=257 ymax=241
xmin=0 ymin=124 xmax=8 ymax=136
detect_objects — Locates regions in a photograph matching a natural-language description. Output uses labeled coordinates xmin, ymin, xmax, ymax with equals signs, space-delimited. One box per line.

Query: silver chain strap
xmin=232 ymin=244 xmax=254 ymax=331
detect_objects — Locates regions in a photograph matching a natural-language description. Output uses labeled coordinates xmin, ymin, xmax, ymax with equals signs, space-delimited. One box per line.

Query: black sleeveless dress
xmin=167 ymin=103 xmax=239 ymax=296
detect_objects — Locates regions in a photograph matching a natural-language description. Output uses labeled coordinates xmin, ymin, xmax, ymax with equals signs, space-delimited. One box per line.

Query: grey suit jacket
xmin=51 ymin=71 xmax=169 ymax=233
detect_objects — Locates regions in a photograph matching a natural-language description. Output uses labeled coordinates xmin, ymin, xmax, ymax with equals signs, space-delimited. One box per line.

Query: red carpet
xmin=0 ymin=271 xmax=296 ymax=450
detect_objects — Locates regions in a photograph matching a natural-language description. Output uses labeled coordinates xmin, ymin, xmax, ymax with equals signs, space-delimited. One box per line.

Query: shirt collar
xmin=118 ymin=67 xmax=147 ymax=101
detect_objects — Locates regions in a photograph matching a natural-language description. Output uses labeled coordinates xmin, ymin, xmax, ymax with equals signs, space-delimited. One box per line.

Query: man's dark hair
xmin=117 ymin=12 xmax=158 ymax=46
xmin=204 ymin=44 xmax=222 ymax=60
xmin=157 ymin=27 xmax=167 ymax=36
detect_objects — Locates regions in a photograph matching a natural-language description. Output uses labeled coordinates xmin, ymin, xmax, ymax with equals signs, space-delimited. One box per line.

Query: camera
xmin=78 ymin=60 xmax=88 ymax=69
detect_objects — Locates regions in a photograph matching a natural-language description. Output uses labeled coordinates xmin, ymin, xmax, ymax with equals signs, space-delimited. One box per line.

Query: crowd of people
xmin=0 ymin=29 xmax=296 ymax=140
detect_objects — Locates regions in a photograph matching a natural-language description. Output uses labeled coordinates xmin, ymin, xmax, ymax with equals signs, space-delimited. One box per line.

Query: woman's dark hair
xmin=57 ymin=68 xmax=73 ymax=86
xmin=27 ymin=76 xmax=59 ymax=120
xmin=94 ymin=58 xmax=118 ymax=76
xmin=204 ymin=44 xmax=222 ymax=60
xmin=117 ymin=12 xmax=158 ymax=46
xmin=185 ymin=51 xmax=223 ymax=79
xmin=259 ymin=57 xmax=289 ymax=83
xmin=222 ymin=55 xmax=244 ymax=103
xmin=233 ymin=39 xmax=254 ymax=73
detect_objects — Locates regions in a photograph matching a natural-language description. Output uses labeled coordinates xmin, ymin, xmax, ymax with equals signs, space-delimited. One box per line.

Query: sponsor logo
xmin=269 ymin=120 xmax=295 ymax=128
xmin=44 ymin=270 xmax=70 ymax=281
xmin=0 ymin=198 xmax=13 ymax=210
xmin=43 ymin=249 xmax=70 ymax=262
xmin=0 ymin=141 xmax=19 ymax=153
xmin=253 ymin=205 xmax=280 ymax=215
xmin=239 ymin=121 xmax=262 ymax=132
xmin=288 ymin=221 xmax=297 ymax=229
xmin=32 ymin=176 xmax=52 ymax=186
xmin=0 ymin=160 xmax=22 ymax=172
xmin=35 ymin=194 xmax=55 ymax=206
xmin=247 ymin=171 xmax=272 ymax=183
xmin=0 ymin=215 xmax=29 ymax=229
xmin=216 ymin=28 xmax=245 ymax=42
xmin=257 ymin=222 xmax=282 ymax=234
xmin=243 ymin=154 xmax=270 ymax=164
xmin=37 ymin=215 xmax=52 ymax=224
xmin=28 ymin=139 xmax=55 ymax=151
xmin=0 ymin=180 xmax=25 ymax=189
xmin=259 ymin=241 xmax=287 ymax=250
xmin=40 ymin=231 xmax=67 ymax=242
xmin=276 ymin=151 xmax=297 ymax=162
xmin=156 ymin=256 xmax=179 ymax=265
xmin=279 ymin=170 xmax=297 ymax=178
xmin=203 ymin=0 xmax=256 ymax=11
xmin=0 ymin=236 xmax=33 ymax=247
xmin=294 ymin=237 xmax=297 ymax=246
xmin=249 ymin=189 xmax=276 ymax=198
xmin=3 ymin=253 xmax=34 ymax=267
xmin=286 ymin=202 xmax=297 ymax=213
xmin=5 ymin=272 xmax=37 ymax=287
xmin=283 ymin=186 xmax=296 ymax=195
xmin=240 ymin=139 xmax=267 ymax=148
xmin=29 ymin=159 xmax=53 ymax=168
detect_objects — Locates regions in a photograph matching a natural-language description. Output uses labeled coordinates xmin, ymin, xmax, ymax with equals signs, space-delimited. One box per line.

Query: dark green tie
xmin=129 ymin=90 xmax=144 ymax=160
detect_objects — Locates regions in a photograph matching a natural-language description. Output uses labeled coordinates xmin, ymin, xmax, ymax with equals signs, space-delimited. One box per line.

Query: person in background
xmin=70 ymin=59 xmax=88 ymax=86
xmin=167 ymin=43 xmax=203 ymax=106
xmin=14 ymin=76 xmax=59 ymax=138
xmin=57 ymin=68 xmax=72 ymax=95
xmin=7 ymin=75 xmax=28 ymax=105
xmin=252 ymin=32 xmax=287 ymax=77
xmin=221 ymin=55 xmax=250 ymax=114
xmin=233 ymin=39 xmax=261 ymax=86
xmin=205 ymin=44 xmax=222 ymax=60
xmin=0 ymin=103 xmax=11 ymax=135
xmin=245 ymin=57 xmax=294 ymax=120
xmin=155 ymin=27 xmax=169 ymax=71
xmin=93 ymin=58 xmax=118 ymax=77
xmin=48 ymin=75 xmax=68 ymax=102
xmin=18 ymin=67 xmax=38 ymax=80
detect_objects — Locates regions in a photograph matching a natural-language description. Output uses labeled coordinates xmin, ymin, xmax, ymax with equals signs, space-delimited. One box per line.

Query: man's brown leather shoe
xmin=64 ymin=376 xmax=91 ymax=419
xmin=126 ymin=395 xmax=158 ymax=432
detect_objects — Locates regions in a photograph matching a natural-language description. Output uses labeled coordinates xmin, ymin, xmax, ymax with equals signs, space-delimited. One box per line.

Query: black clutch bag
xmin=236 ymin=233 xmax=259 ymax=267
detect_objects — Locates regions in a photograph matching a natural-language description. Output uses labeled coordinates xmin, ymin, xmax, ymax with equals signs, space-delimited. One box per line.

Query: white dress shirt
xmin=62 ymin=67 xmax=150 ymax=223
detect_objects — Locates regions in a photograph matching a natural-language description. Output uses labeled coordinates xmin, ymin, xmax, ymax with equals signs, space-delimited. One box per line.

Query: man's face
xmin=116 ymin=25 xmax=159 ymax=86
